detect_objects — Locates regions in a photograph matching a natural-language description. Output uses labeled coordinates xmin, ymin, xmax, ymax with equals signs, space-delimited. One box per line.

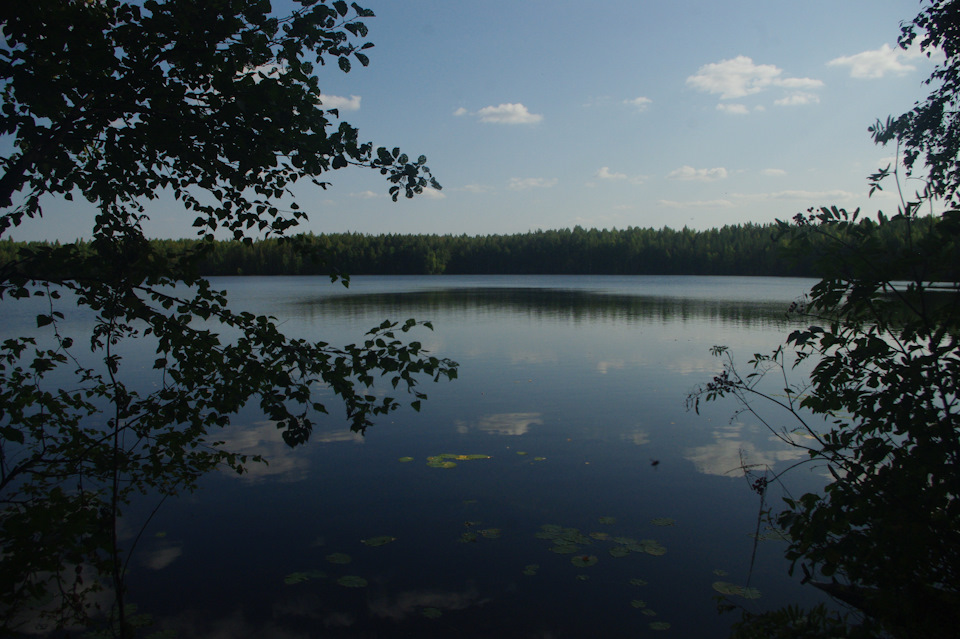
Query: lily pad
xmin=641 ymin=540 xmax=667 ymax=556
xmin=283 ymin=570 xmax=324 ymax=585
xmin=609 ymin=546 xmax=631 ymax=558
xmin=742 ymin=587 xmax=762 ymax=600
xmin=534 ymin=457 xmax=547 ymax=461
xmin=629 ymin=578 xmax=648 ymax=586
xmin=459 ymin=532 xmax=478 ymax=543
xmin=516 ymin=451 xmax=528 ymax=456
xmin=598 ymin=516 xmax=617 ymax=525
xmin=630 ymin=599 xmax=647 ymax=609
xmin=550 ymin=543 xmax=580 ymax=554
xmin=325 ymin=553 xmax=352 ymax=565
xmin=398 ymin=456 xmax=414 ymax=463
xmin=649 ymin=621 xmax=671 ymax=630
xmin=361 ymin=536 xmax=396 ymax=547
xmin=651 ymin=517 xmax=675 ymax=527
xmin=589 ymin=532 xmax=610 ymax=541
xmin=336 ymin=575 xmax=368 ymax=588
xmin=712 ymin=581 xmax=744 ymax=596
xmin=571 ymin=554 xmax=599 ymax=567
xmin=713 ymin=569 xmax=729 ymax=577
xmin=480 ymin=528 xmax=502 ymax=539
xmin=522 ymin=564 xmax=539 ymax=576
xmin=575 ymin=574 xmax=590 ymax=581
xmin=642 ymin=609 xmax=658 ymax=617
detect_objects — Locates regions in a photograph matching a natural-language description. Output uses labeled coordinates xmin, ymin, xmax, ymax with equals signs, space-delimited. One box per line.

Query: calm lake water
xmin=13 ymin=275 xmax=838 ymax=637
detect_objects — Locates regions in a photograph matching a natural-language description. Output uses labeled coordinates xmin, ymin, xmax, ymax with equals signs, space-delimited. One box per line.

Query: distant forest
xmin=2 ymin=220 xmax=937 ymax=277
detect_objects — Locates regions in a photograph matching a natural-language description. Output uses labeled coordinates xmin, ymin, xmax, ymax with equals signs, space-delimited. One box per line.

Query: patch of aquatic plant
xmin=283 ymin=569 xmax=325 ymax=585
xmin=426 ymin=453 xmax=492 ymax=468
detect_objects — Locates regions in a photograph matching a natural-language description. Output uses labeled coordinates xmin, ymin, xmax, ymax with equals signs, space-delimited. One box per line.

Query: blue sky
xmin=10 ymin=0 xmax=943 ymax=240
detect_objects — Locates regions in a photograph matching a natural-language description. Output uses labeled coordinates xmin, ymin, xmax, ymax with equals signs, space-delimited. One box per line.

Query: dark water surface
xmin=29 ymin=275 xmax=839 ymax=637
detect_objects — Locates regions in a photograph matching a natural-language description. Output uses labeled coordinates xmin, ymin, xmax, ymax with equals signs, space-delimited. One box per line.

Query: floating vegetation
xmin=651 ymin=517 xmax=675 ymax=527
xmin=575 ymin=574 xmax=590 ymax=581
xmin=629 ymin=578 xmax=648 ymax=587
xmin=283 ymin=570 xmax=325 ymax=585
xmin=713 ymin=569 xmax=729 ymax=577
xmin=479 ymin=528 xmax=502 ymax=539
xmin=516 ymin=451 xmax=528 ymax=456
xmin=589 ymin=532 xmax=610 ymax=541
xmin=360 ymin=536 xmax=396 ymax=547
xmin=426 ymin=453 xmax=491 ymax=468
xmin=613 ymin=536 xmax=637 ymax=545
xmin=421 ymin=607 xmax=443 ymax=619
xmin=641 ymin=609 xmax=658 ymax=617
xmin=609 ymin=546 xmax=631 ymax=558
xmin=336 ymin=575 xmax=368 ymax=588
xmin=649 ymin=622 xmax=671 ymax=630
xmin=571 ymin=555 xmax=599 ymax=567
xmin=641 ymin=540 xmax=667 ymax=556
xmin=712 ymin=581 xmax=760 ymax=598
xmin=398 ymin=456 xmax=414 ymax=463
xmin=459 ymin=532 xmax=478 ymax=543
xmin=534 ymin=457 xmax=547 ymax=461
xmin=598 ymin=516 xmax=617 ymax=525
xmin=325 ymin=553 xmax=352 ymax=565
xmin=522 ymin=564 xmax=539 ymax=576
xmin=630 ymin=599 xmax=647 ymax=609
xmin=550 ymin=543 xmax=580 ymax=554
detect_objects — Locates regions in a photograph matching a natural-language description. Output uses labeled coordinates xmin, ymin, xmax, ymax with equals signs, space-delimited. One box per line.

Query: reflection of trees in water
xmin=290 ymin=288 xmax=798 ymax=328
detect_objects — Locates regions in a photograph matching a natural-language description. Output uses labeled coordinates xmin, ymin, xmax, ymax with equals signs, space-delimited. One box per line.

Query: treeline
xmin=1 ymin=220 xmax=939 ymax=277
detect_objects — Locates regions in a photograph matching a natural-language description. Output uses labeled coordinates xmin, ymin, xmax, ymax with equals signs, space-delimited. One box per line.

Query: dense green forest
xmin=1 ymin=219 xmax=938 ymax=277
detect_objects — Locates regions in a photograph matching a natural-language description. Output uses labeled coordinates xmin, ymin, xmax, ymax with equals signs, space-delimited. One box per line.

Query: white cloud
xmin=623 ymin=96 xmax=652 ymax=111
xmin=667 ymin=165 xmax=728 ymax=181
xmin=658 ymin=199 xmax=735 ymax=209
xmin=761 ymin=168 xmax=787 ymax=177
xmin=716 ymin=103 xmax=749 ymax=115
xmin=596 ymin=166 xmax=627 ymax=180
xmin=827 ymin=43 xmax=917 ymax=79
xmin=687 ymin=56 xmax=823 ymax=106
xmin=453 ymin=107 xmax=468 ymax=116
xmin=320 ymin=93 xmax=361 ymax=111
xmin=508 ymin=177 xmax=557 ymax=190
xmin=420 ymin=187 xmax=446 ymax=200
xmin=774 ymin=92 xmax=820 ymax=106
xmin=459 ymin=183 xmax=494 ymax=194
xmin=731 ymin=189 xmax=857 ymax=201
xmin=470 ymin=103 xmax=543 ymax=124
xmin=352 ymin=190 xmax=383 ymax=199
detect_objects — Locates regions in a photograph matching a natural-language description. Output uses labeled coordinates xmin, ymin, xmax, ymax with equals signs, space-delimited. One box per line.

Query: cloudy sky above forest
xmin=11 ymin=0 xmax=944 ymax=240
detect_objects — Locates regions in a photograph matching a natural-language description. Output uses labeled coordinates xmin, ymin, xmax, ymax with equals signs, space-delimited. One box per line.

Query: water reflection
xmin=288 ymin=287 xmax=798 ymax=328
xmin=456 ymin=412 xmax=544 ymax=436
xmin=684 ymin=424 xmax=810 ymax=477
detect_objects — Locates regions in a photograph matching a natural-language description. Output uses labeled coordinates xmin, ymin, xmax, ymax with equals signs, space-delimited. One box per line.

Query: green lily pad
xmin=712 ymin=581 xmax=744 ymax=596
xmin=480 ymin=528 xmax=502 ymax=539
xmin=336 ymin=575 xmax=368 ymax=588
xmin=540 ymin=524 xmax=563 ymax=533
xmin=361 ymin=536 xmax=396 ymax=547
xmin=575 ymin=574 xmax=590 ymax=581
xmin=742 ymin=587 xmax=762 ymax=600
xmin=325 ymin=553 xmax=352 ymax=565
xmin=535 ymin=531 xmax=559 ymax=540
xmin=421 ymin=607 xmax=442 ymax=619
xmin=550 ymin=543 xmax=580 ymax=554
xmin=459 ymin=532 xmax=478 ymax=543
xmin=642 ymin=540 xmax=667 ymax=556
xmin=613 ymin=536 xmax=637 ymax=545
xmin=652 ymin=517 xmax=675 ymax=526
xmin=642 ymin=609 xmax=658 ymax=617
xmin=571 ymin=554 xmax=599 ymax=567
xmin=630 ymin=599 xmax=647 ymax=609
xmin=598 ymin=516 xmax=617 ymax=525
xmin=649 ymin=621 xmax=671 ymax=630
xmin=398 ymin=456 xmax=414 ymax=463
xmin=589 ymin=532 xmax=610 ymax=541
xmin=516 ymin=451 xmax=528 ymax=456
xmin=283 ymin=569 xmax=325 ymax=585
xmin=534 ymin=457 xmax=547 ymax=461
xmin=609 ymin=546 xmax=631 ymax=558
xmin=522 ymin=564 xmax=539 ymax=576
xmin=426 ymin=458 xmax=457 ymax=468
xmin=629 ymin=578 xmax=648 ymax=586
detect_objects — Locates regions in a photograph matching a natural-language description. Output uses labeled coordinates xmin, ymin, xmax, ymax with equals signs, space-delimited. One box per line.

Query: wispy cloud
xmin=596 ymin=166 xmax=627 ymax=180
xmin=320 ymin=93 xmax=362 ymax=111
xmin=731 ymin=189 xmax=858 ymax=202
xmin=827 ymin=43 xmax=920 ymax=79
xmin=658 ymin=199 xmax=735 ymax=209
xmin=455 ymin=103 xmax=543 ymax=124
xmin=352 ymin=190 xmax=383 ymax=199
xmin=667 ymin=165 xmax=728 ymax=181
xmin=687 ymin=56 xmax=823 ymax=108
xmin=459 ymin=183 xmax=495 ymax=194
xmin=623 ymin=96 xmax=652 ymax=111
xmin=761 ymin=168 xmax=787 ymax=177
xmin=420 ymin=187 xmax=446 ymax=200
xmin=508 ymin=177 xmax=557 ymax=190
xmin=716 ymin=103 xmax=750 ymax=115
xmin=774 ymin=92 xmax=820 ymax=106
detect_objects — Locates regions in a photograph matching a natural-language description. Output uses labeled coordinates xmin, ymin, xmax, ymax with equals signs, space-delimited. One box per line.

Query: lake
xmin=10 ymin=275 xmax=837 ymax=637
